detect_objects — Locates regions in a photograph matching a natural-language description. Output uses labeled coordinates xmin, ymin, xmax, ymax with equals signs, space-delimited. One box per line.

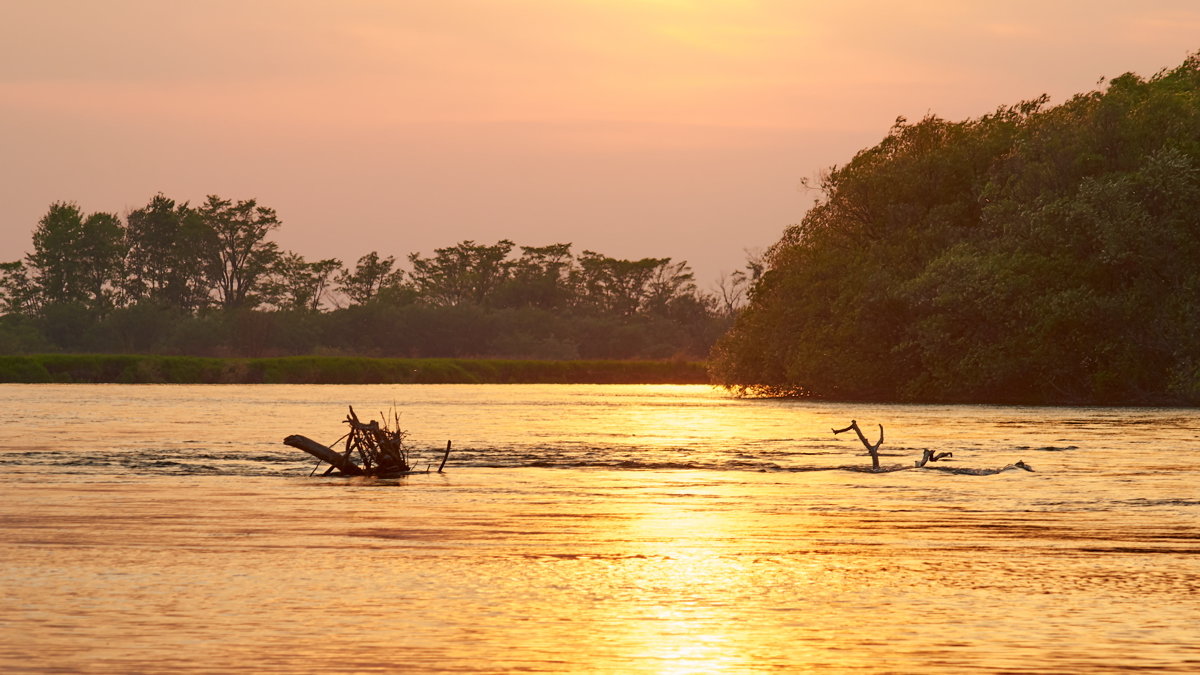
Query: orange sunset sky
xmin=1 ymin=1 xmax=1197 ymax=284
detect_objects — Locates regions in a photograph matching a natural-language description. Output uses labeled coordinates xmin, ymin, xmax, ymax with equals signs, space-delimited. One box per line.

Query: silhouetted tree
xmin=261 ymin=253 xmax=342 ymax=311
xmin=0 ymin=262 xmax=37 ymax=316
xmin=124 ymin=194 xmax=211 ymax=311
xmin=494 ymin=243 xmax=574 ymax=310
xmin=408 ymin=240 xmax=515 ymax=306
xmin=198 ymin=195 xmax=281 ymax=309
xmin=336 ymin=251 xmax=404 ymax=305
xmin=26 ymin=202 xmax=125 ymax=313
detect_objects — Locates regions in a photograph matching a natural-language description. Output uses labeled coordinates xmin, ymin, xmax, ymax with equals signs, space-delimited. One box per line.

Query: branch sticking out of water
xmin=914 ymin=449 xmax=954 ymax=467
xmin=832 ymin=419 xmax=884 ymax=471
xmin=438 ymin=440 xmax=452 ymax=473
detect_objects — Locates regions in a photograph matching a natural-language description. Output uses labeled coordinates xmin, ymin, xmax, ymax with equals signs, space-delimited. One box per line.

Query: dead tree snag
xmin=833 ymin=419 xmax=884 ymax=471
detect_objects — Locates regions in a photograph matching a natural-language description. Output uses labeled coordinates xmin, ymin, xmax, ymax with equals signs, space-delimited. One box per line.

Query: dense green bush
xmin=0 ymin=354 xmax=708 ymax=384
xmin=0 ymin=355 xmax=52 ymax=382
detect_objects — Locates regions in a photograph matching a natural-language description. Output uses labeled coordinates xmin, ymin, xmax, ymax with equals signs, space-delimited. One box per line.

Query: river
xmin=1 ymin=384 xmax=1197 ymax=673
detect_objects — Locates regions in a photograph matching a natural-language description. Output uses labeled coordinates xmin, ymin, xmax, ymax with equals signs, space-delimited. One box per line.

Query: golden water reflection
xmin=540 ymin=472 xmax=837 ymax=673
xmin=3 ymin=385 xmax=1199 ymax=673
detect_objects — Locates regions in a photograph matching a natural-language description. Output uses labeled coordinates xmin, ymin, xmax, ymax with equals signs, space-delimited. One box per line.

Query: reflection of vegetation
xmin=0 ymin=354 xmax=708 ymax=384
xmin=712 ymin=53 xmax=1200 ymax=405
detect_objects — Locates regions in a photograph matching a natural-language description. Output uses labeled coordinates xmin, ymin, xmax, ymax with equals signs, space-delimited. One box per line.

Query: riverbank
xmin=0 ymin=354 xmax=710 ymax=384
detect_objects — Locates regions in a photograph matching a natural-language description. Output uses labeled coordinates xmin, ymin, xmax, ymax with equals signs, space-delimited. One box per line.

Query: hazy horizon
xmin=2 ymin=1 xmax=1197 ymax=284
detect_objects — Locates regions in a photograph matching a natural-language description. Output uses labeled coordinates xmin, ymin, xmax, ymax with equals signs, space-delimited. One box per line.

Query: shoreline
xmin=0 ymin=354 xmax=711 ymax=385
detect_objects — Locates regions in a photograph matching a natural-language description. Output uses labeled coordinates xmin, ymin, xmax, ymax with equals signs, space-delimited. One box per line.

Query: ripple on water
xmin=0 ymin=384 xmax=1197 ymax=673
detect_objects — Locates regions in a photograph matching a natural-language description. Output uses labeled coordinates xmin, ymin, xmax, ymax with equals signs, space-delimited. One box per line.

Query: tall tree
xmin=0 ymin=262 xmax=37 ymax=315
xmin=642 ymin=259 xmax=698 ymax=316
xmin=261 ymin=253 xmax=342 ymax=311
xmin=495 ymin=243 xmax=574 ymax=309
xmin=336 ymin=251 xmax=405 ymax=305
xmin=714 ymin=249 xmax=765 ymax=317
xmin=124 ymin=194 xmax=210 ymax=311
xmin=26 ymin=202 xmax=125 ymax=312
xmin=408 ymin=240 xmax=515 ymax=306
xmin=198 ymin=195 xmax=281 ymax=310
xmin=571 ymin=252 xmax=667 ymax=316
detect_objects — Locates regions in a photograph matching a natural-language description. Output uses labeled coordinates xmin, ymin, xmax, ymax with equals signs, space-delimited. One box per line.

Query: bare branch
xmin=833 ymin=419 xmax=885 ymax=471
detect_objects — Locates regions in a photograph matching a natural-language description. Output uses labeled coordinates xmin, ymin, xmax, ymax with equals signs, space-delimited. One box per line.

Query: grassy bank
xmin=0 ymin=354 xmax=711 ymax=385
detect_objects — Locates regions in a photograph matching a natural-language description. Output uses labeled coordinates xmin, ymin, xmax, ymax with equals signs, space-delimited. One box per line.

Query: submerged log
xmin=286 ymin=406 xmax=451 ymax=477
xmin=285 ymin=434 xmax=365 ymax=476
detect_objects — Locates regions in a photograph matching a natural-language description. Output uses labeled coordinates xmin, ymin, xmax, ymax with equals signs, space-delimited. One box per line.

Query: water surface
xmin=1 ymin=384 xmax=1197 ymax=672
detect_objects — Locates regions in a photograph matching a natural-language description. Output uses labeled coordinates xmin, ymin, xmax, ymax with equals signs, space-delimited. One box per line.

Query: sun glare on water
xmin=586 ymin=472 xmax=832 ymax=672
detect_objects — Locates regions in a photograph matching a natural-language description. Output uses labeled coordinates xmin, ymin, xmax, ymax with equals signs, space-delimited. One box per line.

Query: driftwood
xmin=346 ymin=405 xmax=410 ymax=475
xmin=833 ymin=419 xmax=884 ymax=471
xmin=285 ymin=406 xmax=451 ymax=478
xmin=914 ymin=449 xmax=954 ymax=467
xmin=830 ymin=418 xmax=1039 ymax=474
xmin=285 ymin=434 xmax=364 ymax=476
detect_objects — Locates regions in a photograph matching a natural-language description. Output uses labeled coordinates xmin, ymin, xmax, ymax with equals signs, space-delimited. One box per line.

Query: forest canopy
xmin=0 ymin=195 xmax=753 ymax=360
xmin=710 ymin=53 xmax=1200 ymax=405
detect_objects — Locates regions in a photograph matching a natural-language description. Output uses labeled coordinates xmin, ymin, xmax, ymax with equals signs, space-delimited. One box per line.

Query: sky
xmin=1 ymin=1 xmax=1197 ymax=286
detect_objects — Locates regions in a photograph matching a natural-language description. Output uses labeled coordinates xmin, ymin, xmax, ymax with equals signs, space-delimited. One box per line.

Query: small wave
xmin=777 ymin=464 xmax=909 ymax=474
xmin=1115 ymin=498 xmax=1200 ymax=508
xmin=1077 ymin=546 xmax=1200 ymax=554
xmin=188 ymin=452 xmax=300 ymax=464
xmin=919 ymin=463 xmax=1034 ymax=476
xmin=59 ymin=458 xmax=122 ymax=467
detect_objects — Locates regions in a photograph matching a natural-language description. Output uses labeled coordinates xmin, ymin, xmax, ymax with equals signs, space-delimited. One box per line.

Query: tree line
xmin=0 ymin=195 xmax=755 ymax=359
xmin=711 ymin=52 xmax=1200 ymax=405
